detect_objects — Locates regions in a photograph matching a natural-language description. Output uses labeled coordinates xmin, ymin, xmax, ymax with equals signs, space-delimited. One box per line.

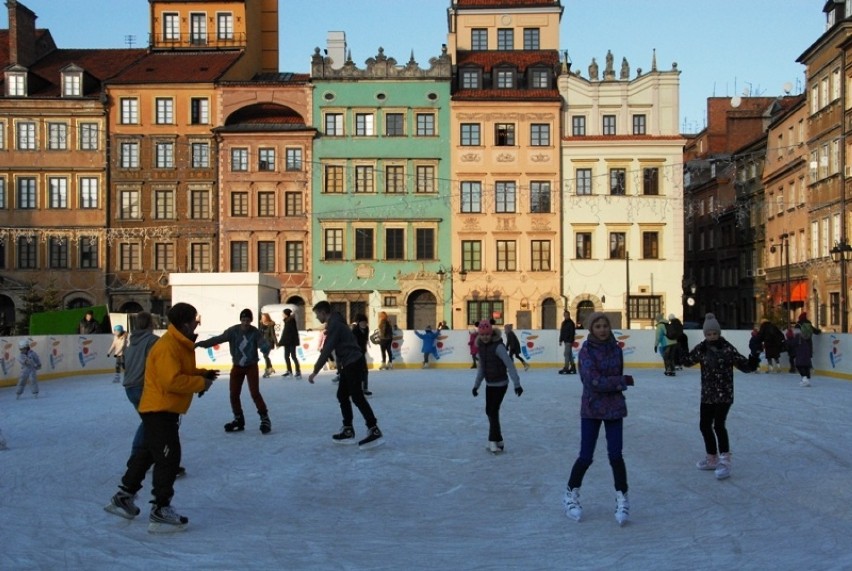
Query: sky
xmin=14 ymin=1 xmax=826 ymax=133
xmin=2 ymin=365 xmax=852 ymax=569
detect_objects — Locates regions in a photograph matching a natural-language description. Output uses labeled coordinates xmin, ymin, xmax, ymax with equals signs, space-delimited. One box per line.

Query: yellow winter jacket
xmin=139 ymin=324 xmax=208 ymax=415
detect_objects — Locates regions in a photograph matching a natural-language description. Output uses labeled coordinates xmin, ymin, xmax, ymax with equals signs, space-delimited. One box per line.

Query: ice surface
xmin=1 ymin=366 xmax=850 ymax=570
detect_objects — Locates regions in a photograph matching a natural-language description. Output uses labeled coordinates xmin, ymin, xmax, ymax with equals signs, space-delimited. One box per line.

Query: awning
xmin=768 ymin=280 xmax=808 ymax=305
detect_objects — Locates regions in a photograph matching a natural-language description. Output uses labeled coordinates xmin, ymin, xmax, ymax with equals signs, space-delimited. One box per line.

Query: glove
xmin=653 ymin=346 xmax=658 ymax=354
xmin=204 ymin=369 xmax=219 ymax=381
xmin=747 ymin=354 xmax=759 ymax=372
xmin=472 ymin=387 xmax=478 ymax=397
xmin=515 ymin=386 xmax=523 ymax=397
xmin=624 ymin=375 xmax=634 ymax=386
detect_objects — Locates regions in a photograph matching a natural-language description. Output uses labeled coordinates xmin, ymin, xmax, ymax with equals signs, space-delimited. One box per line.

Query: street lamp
xmin=770 ymin=234 xmax=791 ymax=325
xmin=830 ymin=239 xmax=852 ymax=333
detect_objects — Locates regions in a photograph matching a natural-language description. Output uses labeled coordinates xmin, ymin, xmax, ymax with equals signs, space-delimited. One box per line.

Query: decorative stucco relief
xmin=460 ymin=153 xmax=481 ymax=163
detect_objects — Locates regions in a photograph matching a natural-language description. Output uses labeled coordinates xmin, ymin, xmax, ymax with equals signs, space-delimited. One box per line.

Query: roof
xmin=108 ymin=51 xmax=243 ymax=84
xmin=217 ymin=102 xmax=311 ymax=132
xmin=562 ymin=135 xmax=686 ymax=142
xmin=0 ymin=28 xmax=54 ymax=68
xmin=456 ymin=50 xmax=559 ymax=72
xmin=452 ymin=88 xmax=560 ymax=101
xmin=22 ymin=48 xmax=146 ymax=97
xmin=453 ymin=0 xmax=561 ymax=7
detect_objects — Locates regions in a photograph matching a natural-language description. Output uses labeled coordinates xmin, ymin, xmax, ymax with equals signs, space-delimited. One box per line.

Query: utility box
xmin=170 ymin=273 xmax=281 ymax=333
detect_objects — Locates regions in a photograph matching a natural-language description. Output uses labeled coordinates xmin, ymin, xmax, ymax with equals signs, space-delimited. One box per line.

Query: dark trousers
xmin=125 ymin=385 xmax=145 ymax=457
xmin=568 ymin=417 xmax=628 ymax=493
xmin=509 ymin=349 xmax=527 ymax=366
xmin=699 ymin=402 xmax=732 ymax=455
xmin=283 ymin=344 xmax=300 ymax=374
xmin=262 ymin=351 xmax=273 ymax=369
xmin=121 ymin=412 xmax=181 ymax=508
xmin=380 ymin=340 xmax=393 ymax=364
xmin=114 ymin=355 xmax=125 ymax=373
xmin=663 ymin=344 xmax=677 ymax=373
xmin=337 ymin=357 xmax=377 ymax=429
xmin=484 ymin=384 xmax=508 ymax=442
xmin=229 ymin=364 xmax=267 ymax=417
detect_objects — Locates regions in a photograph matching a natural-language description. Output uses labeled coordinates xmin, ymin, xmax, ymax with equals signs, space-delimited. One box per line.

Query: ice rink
xmin=1 ymin=363 xmax=851 ymax=570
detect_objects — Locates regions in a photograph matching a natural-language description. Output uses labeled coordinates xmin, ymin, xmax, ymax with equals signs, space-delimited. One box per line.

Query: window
xmin=285 ymin=148 xmax=302 ymax=171
xmin=324 ymin=229 xmax=344 ymax=260
xmin=191 ymin=98 xmax=209 ymax=124
xmin=17 ymin=237 xmax=37 ymax=269
xmin=461 ymin=181 xmax=482 ymax=213
xmin=231 ymin=192 xmax=248 ymax=216
xmin=830 ymin=292 xmax=840 ymax=326
xmin=190 ymin=190 xmax=209 ymax=219
xmin=354 ymin=165 xmax=374 ymax=193
xmin=609 ymin=232 xmax=626 ymax=259
xmin=80 ymin=123 xmax=98 ymax=150
xmin=286 ymin=241 xmax=304 ymax=272
xmin=572 ymin=116 xmax=586 ymax=136
xmin=190 ymin=13 xmax=207 ymax=45
xmin=495 ymin=123 xmax=515 ymax=146
xmin=385 ymin=228 xmax=405 ymax=260
xmin=0 ymin=121 xmax=5 ymax=149
xmin=531 ymin=240 xmax=551 ymax=271
xmin=80 ymin=178 xmax=99 ymax=209
xmin=355 ymin=113 xmax=375 ymax=136
xmin=610 ymin=169 xmax=626 ymax=195
xmin=467 ymin=300 xmax=504 ymax=328
xmin=386 ymin=165 xmax=405 ymax=194
xmin=48 ymin=123 xmax=68 ymax=150
xmin=217 ymin=12 xmax=234 ymax=40
xmin=462 ymin=240 xmax=482 ymax=271
xmin=48 ymin=178 xmax=68 ymax=208
xmin=48 ymin=237 xmax=68 ymax=269
xmin=416 ymin=165 xmax=435 ymax=194
xmin=495 ymin=181 xmax=516 ymax=213
xmin=7 ymin=72 xmax=26 ymax=96
xmin=120 ymin=141 xmax=139 ymax=168
xmin=642 ymin=232 xmax=659 ymax=259
xmin=460 ymin=123 xmax=481 ymax=146
xmin=633 ymin=114 xmax=646 ymax=135
xmin=231 ymin=148 xmax=248 ymax=171
xmin=155 ymin=98 xmax=174 ymax=124
xmin=258 ymin=242 xmax=275 ymax=272
xmin=460 ymin=68 xmax=481 ymax=89
xmin=471 ymin=28 xmax=488 ymax=50
xmin=0 ymin=178 xmax=6 ymax=208
xmin=17 ymin=178 xmax=36 ymax=209
xmin=325 ymin=113 xmax=343 ymax=136
xmin=415 ymin=228 xmax=435 ymax=260
xmin=530 ymin=124 xmax=550 ymax=146
xmin=496 ymin=68 xmax=514 ymax=89
xmin=628 ymin=296 xmax=662 ymax=321
xmin=258 ymin=148 xmax=275 ymax=171
xmin=643 ymin=167 xmax=659 ymax=195
xmin=0 ymin=241 xmax=5 ymax=269
xmin=576 ymin=168 xmax=592 ymax=195
xmin=576 ymin=232 xmax=592 ymax=259
xmin=189 ymin=243 xmax=211 ymax=271
xmin=496 ymin=240 xmax=516 ymax=271
xmin=497 ymin=28 xmax=513 ymax=50
xmin=163 ymin=13 xmax=179 ymax=41
xmin=79 ymin=237 xmax=97 ymax=268
xmin=603 ymin=115 xmax=616 ymax=135
xmin=119 ymin=242 xmax=141 ymax=271
xmin=154 ymin=190 xmax=174 ymax=219
xmin=154 ymin=243 xmax=175 ymax=271
xmin=523 ymin=28 xmax=540 ymax=50
xmin=120 ymin=98 xmax=138 ymax=124
xmin=416 ymin=113 xmax=435 ymax=136
xmin=230 ymin=242 xmax=248 ymax=272
xmin=529 ymin=68 xmax=549 ymax=89
xmin=191 ymin=142 xmax=210 ymax=168
xmin=17 ymin=122 xmax=36 ymax=150
xmin=155 ymin=142 xmax=174 ymax=168
xmin=324 ymin=165 xmax=344 ymax=193
xmin=62 ymin=72 xmax=82 ymax=97
xmin=530 ymin=181 xmax=551 ymax=213
xmin=385 ymin=113 xmax=404 ymax=136
xmin=285 ymin=192 xmax=303 ymax=216
xmin=355 ymin=228 xmax=374 ymax=260
xmin=258 ymin=192 xmax=275 ymax=216
xmin=119 ymin=190 xmax=140 ymax=219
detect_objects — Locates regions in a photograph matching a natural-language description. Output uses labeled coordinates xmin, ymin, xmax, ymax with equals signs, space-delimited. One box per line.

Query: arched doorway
xmin=541 ymin=298 xmax=557 ymax=330
xmin=119 ymin=301 xmax=144 ymax=313
xmin=66 ymin=297 xmax=92 ymax=309
xmin=0 ymin=294 xmax=15 ymax=335
xmin=576 ymin=300 xmax=595 ymax=330
xmin=407 ymin=289 xmax=437 ymax=330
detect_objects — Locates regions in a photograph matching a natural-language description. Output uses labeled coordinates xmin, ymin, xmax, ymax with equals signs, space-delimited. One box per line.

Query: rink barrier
xmin=1 ymin=329 xmax=849 ymax=386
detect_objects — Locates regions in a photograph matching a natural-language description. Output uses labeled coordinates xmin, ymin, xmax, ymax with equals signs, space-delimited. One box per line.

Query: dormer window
xmin=495 ymin=68 xmax=515 ymax=89
xmin=460 ymin=68 xmax=481 ymax=89
xmin=6 ymin=70 xmax=26 ymax=97
xmin=529 ymin=67 xmax=550 ymax=89
xmin=62 ymin=69 xmax=82 ymax=97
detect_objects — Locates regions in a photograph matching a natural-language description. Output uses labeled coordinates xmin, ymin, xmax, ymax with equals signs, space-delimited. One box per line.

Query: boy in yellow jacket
xmin=104 ymin=302 xmax=219 ymax=533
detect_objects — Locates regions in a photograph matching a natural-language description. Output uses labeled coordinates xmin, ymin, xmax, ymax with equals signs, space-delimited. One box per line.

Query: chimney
xmin=327 ymin=31 xmax=346 ymax=70
xmin=7 ymin=0 xmax=38 ymax=67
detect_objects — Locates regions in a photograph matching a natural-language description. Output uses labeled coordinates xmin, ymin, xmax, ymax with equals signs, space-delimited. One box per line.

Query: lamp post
xmin=770 ymin=234 xmax=791 ymax=324
xmin=830 ymin=239 xmax=852 ymax=333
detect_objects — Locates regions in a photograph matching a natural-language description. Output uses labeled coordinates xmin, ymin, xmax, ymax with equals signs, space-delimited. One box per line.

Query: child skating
xmin=107 ymin=325 xmax=128 ymax=383
xmin=16 ymin=339 xmax=42 ymax=399
xmin=504 ymin=324 xmax=529 ymax=372
xmin=414 ymin=325 xmax=440 ymax=368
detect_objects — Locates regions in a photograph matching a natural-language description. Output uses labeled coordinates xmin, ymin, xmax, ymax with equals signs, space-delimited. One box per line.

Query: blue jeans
xmin=125 ymin=385 xmax=145 ymax=457
xmin=568 ymin=417 xmax=628 ymax=492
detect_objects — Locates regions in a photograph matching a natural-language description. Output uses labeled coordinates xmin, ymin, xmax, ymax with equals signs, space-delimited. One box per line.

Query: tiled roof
xmin=224 ymin=102 xmax=308 ymax=127
xmin=0 ymin=29 xmax=54 ymax=68
xmin=456 ymin=50 xmax=559 ymax=72
xmin=453 ymin=88 xmax=561 ymax=101
xmin=25 ymin=48 xmax=146 ymax=97
xmin=454 ymin=0 xmax=560 ymax=7
xmin=108 ymin=51 xmax=244 ymax=84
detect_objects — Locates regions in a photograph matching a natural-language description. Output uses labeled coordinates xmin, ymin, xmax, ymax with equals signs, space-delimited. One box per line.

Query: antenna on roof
xmin=124 ymin=35 xmax=136 ymax=48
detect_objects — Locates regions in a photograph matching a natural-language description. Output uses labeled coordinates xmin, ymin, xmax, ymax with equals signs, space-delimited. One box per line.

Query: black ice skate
xmin=224 ymin=414 xmax=245 ymax=432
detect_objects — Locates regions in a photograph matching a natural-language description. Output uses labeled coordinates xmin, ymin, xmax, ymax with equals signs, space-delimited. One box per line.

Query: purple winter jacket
xmin=577 ymin=334 xmax=630 ymax=420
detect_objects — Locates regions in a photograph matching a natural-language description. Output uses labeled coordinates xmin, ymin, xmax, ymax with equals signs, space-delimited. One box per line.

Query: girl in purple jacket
xmin=562 ymin=312 xmax=633 ymax=526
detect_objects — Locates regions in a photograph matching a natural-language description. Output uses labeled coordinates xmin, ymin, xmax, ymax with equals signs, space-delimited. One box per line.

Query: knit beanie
xmin=477 ymin=319 xmax=493 ymax=335
xmin=584 ymin=311 xmax=609 ymax=330
xmin=239 ymin=308 xmax=253 ymax=321
xmin=702 ymin=313 xmax=721 ymax=334
xmin=667 ymin=313 xmax=676 ymax=321
xmin=798 ymin=312 xmax=808 ymax=322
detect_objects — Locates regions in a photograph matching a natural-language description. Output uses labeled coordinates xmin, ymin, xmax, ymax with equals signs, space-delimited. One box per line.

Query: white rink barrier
xmin=2 ymin=329 xmax=850 ymax=386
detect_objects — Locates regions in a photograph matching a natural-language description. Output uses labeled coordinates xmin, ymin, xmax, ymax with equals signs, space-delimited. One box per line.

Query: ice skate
xmin=696 ymin=454 xmax=718 ymax=471
xmin=523 ymin=363 xmax=530 ymax=372
xmin=422 ymin=362 xmax=429 ymax=369
xmin=262 ymin=368 xmax=271 ymax=378
xmin=614 ymin=491 xmax=630 ymax=526
xmin=112 ymin=373 xmax=121 ymax=383
xmin=148 ymin=505 xmax=189 ymax=533
xmin=224 ymin=414 xmax=245 ymax=433
xmin=259 ymin=413 xmax=271 ymax=434
xmin=715 ymin=452 xmax=732 ymax=480
xmin=294 ymin=373 xmax=302 ymax=380
xmin=562 ymin=488 xmax=582 ymax=522
xmin=379 ymin=363 xmax=387 ymax=370
xmin=332 ymin=426 xmax=356 ymax=444
xmin=104 ymin=490 xmax=140 ymax=519
xmin=800 ymin=377 xmax=811 ymax=387
xmin=487 ymin=441 xmax=501 ymax=454
xmin=281 ymin=371 xmax=292 ymax=378
xmin=358 ymin=426 xmax=384 ymax=449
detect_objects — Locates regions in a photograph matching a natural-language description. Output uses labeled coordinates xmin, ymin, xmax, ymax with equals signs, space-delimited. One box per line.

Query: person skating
xmin=468 ymin=323 xmax=479 ymax=369
xmin=654 ymin=313 xmax=677 ymax=376
xmin=790 ymin=312 xmax=819 ymax=387
xmin=278 ymin=308 xmax=301 ymax=379
xmin=377 ymin=311 xmax=394 ymax=370
xmin=414 ymin=325 xmax=440 ymax=368
xmin=16 ymin=339 xmax=41 ymax=399
xmin=195 ymin=309 xmax=273 ymax=434
xmin=351 ymin=314 xmax=372 ymax=396
xmin=757 ymin=319 xmax=785 ymax=373
xmin=472 ymin=319 xmax=523 ymax=454
xmin=679 ymin=313 xmax=757 ymax=480
xmin=504 ymin=324 xmax=529 ymax=372
xmin=107 ymin=325 xmax=128 ymax=383
xmin=558 ymin=310 xmax=577 ymax=374
xmin=258 ymin=312 xmax=277 ymax=378
xmin=104 ymin=302 xmax=218 ymax=533
xmin=308 ymin=301 xmax=383 ymax=449
xmin=562 ymin=312 xmax=633 ymax=526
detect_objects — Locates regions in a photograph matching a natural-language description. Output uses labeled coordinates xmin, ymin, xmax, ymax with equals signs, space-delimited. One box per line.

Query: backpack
xmin=665 ymin=318 xmax=684 ymax=340
xmin=800 ymin=322 xmax=814 ymax=341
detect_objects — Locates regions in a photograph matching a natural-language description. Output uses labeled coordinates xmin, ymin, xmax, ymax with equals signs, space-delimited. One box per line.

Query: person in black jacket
xmin=278 ymin=308 xmax=301 ymax=379
xmin=559 ymin=310 xmax=577 ymax=374
xmin=504 ymin=324 xmax=529 ymax=372
xmin=352 ymin=314 xmax=372 ymax=396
